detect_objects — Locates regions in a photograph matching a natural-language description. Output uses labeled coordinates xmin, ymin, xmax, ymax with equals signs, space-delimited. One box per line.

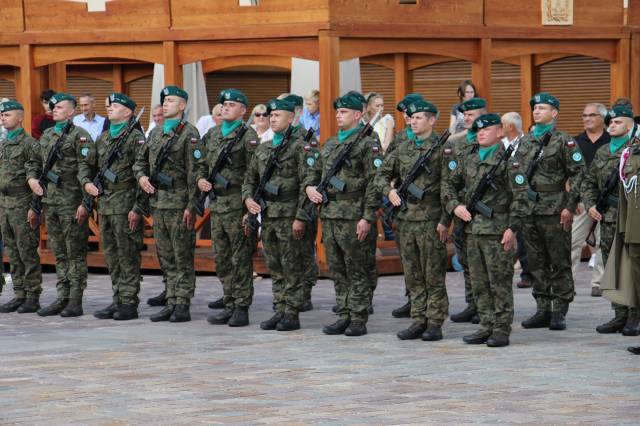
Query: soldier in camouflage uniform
xmin=377 ymin=100 xmax=450 ymax=341
xmin=26 ymin=93 xmax=92 ymax=317
xmin=443 ymin=98 xmax=488 ymax=325
xmin=244 ymin=98 xmax=308 ymax=331
xmin=583 ymin=106 xmax=640 ymax=335
xmin=79 ymin=93 xmax=148 ymax=321
xmin=518 ymin=93 xmax=586 ymax=330
xmin=0 ymin=101 xmax=42 ymax=313
xmin=442 ymin=114 xmax=530 ymax=347
xmin=195 ymin=88 xmax=259 ymax=327
xmin=304 ymin=93 xmax=380 ymax=337
xmin=134 ymin=86 xmax=200 ymax=322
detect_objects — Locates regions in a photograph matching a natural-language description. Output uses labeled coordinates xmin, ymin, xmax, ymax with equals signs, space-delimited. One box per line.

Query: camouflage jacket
xmin=385 ymin=127 xmax=412 ymax=156
xmin=0 ymin=129 xmax=38 ymax=209
xmin=133 ymin=121 xmax=201 ymax=212
xmin=302 ymin=130 xmax=381 ymax=223
xmin=26 ymin=123 xmax=93 ymax=208
xmin=193 ymin=122 xmax=259 ymax=215
xmin=516 ymin=129 xmax=586 ymax=215
xmin=441 ymin=143 xmax=530 ymax=236
xmin=376 ymin=132 xmax=449 ymax=224
xmin=618 ymin=145 xmax=640 ymax=243
xmin=441 ymin=134 xmax=478 ymax=204
xmin=243 ymin=132 xmax=308 ymax=221
xmin=78 ymin=127 xmax=149 ymax=216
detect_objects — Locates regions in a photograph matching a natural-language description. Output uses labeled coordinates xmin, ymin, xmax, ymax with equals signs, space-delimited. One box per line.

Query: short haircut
xmin=584 ymin=102 xmax=607 ymax=119
xmin=40 ymin=89 xmax=56 ymax=101
xmin=80 ymin=93 xmax=94 ymax=101
xmin=502 ymin=112 xmax=523 ymax=132
xmin=152 ymin=104 xmax=163 ymax=111
xmin=305 ymin=90 xmax=319 ymax=102
xmin=365 ymin=92 xmax=383 ymax=105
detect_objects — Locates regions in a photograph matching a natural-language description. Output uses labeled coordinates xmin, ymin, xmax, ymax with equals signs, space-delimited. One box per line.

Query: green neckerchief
xmin=6 ymin=127 xmax=23 ymax=141
xmin=466 ymin=129 xmax=477 ymax=143
xmin=413 ymin=132 xmax=432 ymax=148
xmin=109 ymin=122 xmax=127 ymax=138
xmin=338 ymin=125 xmax=361 ymax=143
xmin=221 ymin=120 xmax=242 ymax=138
xmin=610 ymin=134 xmax=630 ymax=154
xmin=479 ymin=143 xmax=500 ymax=161
xmin=293 ymin=124 xmax=301 ymax=132
xmin=533 ymin=122 xmax=554 ymax=140
xmin=54 ymin=120 xmax=69 ymax=134
xmin=272 ymin=131 xmax=285 ymax=147
xmin=163 ymin=118 xmax=180 ymax=135
xmin=405 ymin=128 xmax=414 ymax=140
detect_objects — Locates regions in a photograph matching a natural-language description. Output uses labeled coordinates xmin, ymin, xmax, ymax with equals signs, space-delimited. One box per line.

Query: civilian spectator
xmin=365 ymin=92 xmax=395 ymax=152
xmin=300 ymin=89 xmax=320 ymax=139
xmin=251 ymin=104 xmax=273 ymax=143
xmin=449 ymin=80 xmax=477 ymax=138
xmin=72 ymin=93 xmax=105 ymax=141
xmin=31 ymin=89 xmax=56 ymax=140
xmin=196 ymin=103 xmax=223 ymax=137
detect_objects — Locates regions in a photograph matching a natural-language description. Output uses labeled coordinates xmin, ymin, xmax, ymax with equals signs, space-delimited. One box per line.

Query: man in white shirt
xmin=72 ymin=93 xmax=104 ymax=142
xmin=196 ymin=104 xmax=223 ymax=137
xmin=145 ymin=104 xmax=164 ymax=138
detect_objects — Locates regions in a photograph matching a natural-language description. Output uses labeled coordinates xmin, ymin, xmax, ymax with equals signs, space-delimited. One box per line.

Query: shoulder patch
xmin=191 ymin=137 xmax=198 ymax=144
xmin=193 ymin=149 xmax=202 ymax=159
xmin=372 ymin=146 xmax=380 ymax=154
xmin=80 ymin=146 xmax=90 ymax=158
xmin=572 ymin=151 xmax=583 ymax=162
xmin=374 ymin=158 xmax=383 ymax=168
xmin=448 ymin=160 xmax=457 ymax=171
xmin=310 ymin=140 xmax=318 ymax=147
xmin=138 ymin=139 xmax=145 ymax=145
xmin=512 ymin=162 xmax=520 ymax=169
xmin=444 ymin=148 xmax=452 ymax=156
xmin=249 ymin=140 xmax=258 ymax=147
xmin=514 ymin=174 xmax=525 ymax=185
xmin=567 ymin=140 xmax=576 ymax=149
xmin=306 ymin=156 xmax=316 ymax=167
xmin=79 ymin=137 xmax=88 ymax=144
xmin=304 ymin=145 xmax=311 ymax=152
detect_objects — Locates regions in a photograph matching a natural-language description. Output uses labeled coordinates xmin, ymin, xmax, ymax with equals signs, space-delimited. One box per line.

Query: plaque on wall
xmin=542 ymin=0 xmax=573 ymax=26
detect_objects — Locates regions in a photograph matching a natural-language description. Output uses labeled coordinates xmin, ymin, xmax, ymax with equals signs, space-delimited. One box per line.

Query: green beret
xmin=219 ymin=88 xmax=248 ymax=106
xmin=344 ymin=91 xmax=366 ymax=106
xmin=109 ymin=93 xmax=136 ymax=111
xmin=48 ymin=93 xmax=76 ymax=110
xmin=406 ymin=100 xmax=438 ymax=117
xmin=266 ymin=98 xmax=295 ymax=114
xmin=396 ymin=94 xmax=424 ymax=112
xmin=161 ymin=86 xmax=188 ymax=104
xmin=530 ymin=92 xmax=560 ymax=110
xmin=0 ymin=100 xmax=24 ymax=113
xmin=283 ymin=94 xmax=303 ymax=107
xmin=605 ymin=105 xmax=633 ymax=125
xmin=472 ymin=113 xmax=501 ymax=132
xmin=458 ymin=97 xmax=487 ymax=113
xmin=333 ymin=94 xmax=363 ymax=112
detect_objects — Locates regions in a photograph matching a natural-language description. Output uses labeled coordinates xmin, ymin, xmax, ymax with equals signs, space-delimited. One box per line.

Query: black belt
xmin=213 ymin=186 xmax=242 ymax=196
xmin=104 ymin=180 xmax=136 ymax=191
xmin=1 ymin=185 xmax=30 ymax=196
xmin=263 ymin=190 xmax=298 ymax=202
xmin=406 ymin=193 xmax=440 ymax=205
xmin=534 ymin=183 xmax=565 ymax=192
xmin=326 ymin=190 xmax=364 ymax=201
xmin=487 ymin=205 xmax=510 ymax=214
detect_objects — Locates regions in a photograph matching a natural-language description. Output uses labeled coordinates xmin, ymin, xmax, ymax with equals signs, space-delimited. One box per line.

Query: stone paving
xmin=0 ymin=263 xmax=638 ymax=425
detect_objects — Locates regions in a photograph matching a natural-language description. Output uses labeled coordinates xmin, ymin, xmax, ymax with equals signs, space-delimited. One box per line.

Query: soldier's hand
xmin=454 ymin=205 xmax=472 ymax=222
xmin=27 ymin=208 xmax=40 ymax=230
xmin=306 ymin=186 xmax=323 ymax=204
xmin=356 ymin=218 xmax=371 ymax=242
xmin=28 ymin=178 xmax=44 ymax=196
xmin=588 ymin=206 xmax=602 ymax=222
xmin=197 ymin=178 xmax=212 ymax=192
xmin=245 ymin=198 xmax=262 ymax=215
xmin=560 ymin=208 xmax=573 ymax=232
xmin=242 ymin=213 xmax=250 ymax=236
xmin=575 ymin=204 xmax=584 ymax=215
xmin=182 ymin=209 xmax=195 ymax=230
xmin=84 ymin=182 xmax=100 ymax=197
xmin=128 ymin=210 xmax=141 ymax=231
xmin=138 ymin=176 xmax=155 ymax=194
xmin=501 ymin=228 xmax=516 ymax=251
xmin=388 ymin=189 xmax=402 ymax=207
xmin=75 ymin=205 xmax=89 ymax=225
xmin=292 ymin=219 xmax=306 ymax=240
xmin=436 ymin=223 xmax=448 ymax=243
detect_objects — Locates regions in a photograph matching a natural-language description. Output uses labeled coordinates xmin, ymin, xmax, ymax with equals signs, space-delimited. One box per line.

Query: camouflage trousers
xmin=211 ymin=210 xmax=253 ymax=309
xmin=397 ymin=219 xmax=448 ymax=324
xmin=453 ymin=217 xmax=475 ymax=310
xmin=100 ymin=214 xmax=143 ymax=306
xmin=0 ymin=204 xmax=41 ymax=298
xmin=261 ymin=217 xmax=306 ymax=315
xmin=467 ymin=234 xmax=515 ymax=334
xmin=367 ymin=223 xmax=379 ymax=306
xmin=153 ymin=209 xmax=195 ymax=306
xmin=522 ymin=215 xmax=574 ymax=313
xmin=322 ymin=218 xmax=375 ymax=323
xmin=300 ymin=217 xmax=318 ymax=301
xmin=44 ymin=204 xmax=89 ymax=301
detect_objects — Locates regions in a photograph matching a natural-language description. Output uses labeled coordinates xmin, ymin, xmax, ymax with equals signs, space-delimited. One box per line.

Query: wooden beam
xmin=631 ymin=33 xmax=640 ymax=113
xmin=394 ymin=53 xmax=410 ymax=130
xmin=163 ymin=41 xmax=182 ymax=87
xmin=48 ymin=62 xmax=67 ymax=92
xmin=472 ymin=38 xmax=492 ymax=109
xmin=611 ymin=38 xmax=630 ymax=103
xmin=318 ymin=31 xmax=339 ymax=143
xmin=520 ymin=54 xmax=535 ymax=132
xmin=112 ymin=64 xmax=124 ymax=93
xmin=17 ymin=45 xmax=38 ymax=128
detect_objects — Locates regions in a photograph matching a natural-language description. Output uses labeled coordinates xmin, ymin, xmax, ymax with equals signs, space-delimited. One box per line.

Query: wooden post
xmin=394 ymin=53 xmax=410 ymax=130
xmin=17 ymin=45 xmax=38 ymax=129
xmin=163 ymin=41 xmax=182 ymax=87
xmin=112 ymin=64 xmax=124 ymax=93
xmin=520 ymin=54 xmax=535 ymax=132
xmin=318 ymin=31 xmax=339 ymax=143
xmin=611 ymin=37 xmax=630 ymax=104
xmin=472 ymin=38 xmax=492 ymax=109
xmin=631 ymin=33 xmax=640 ymax=113
xmin=48 ymin=62 xmax=67 ymax=93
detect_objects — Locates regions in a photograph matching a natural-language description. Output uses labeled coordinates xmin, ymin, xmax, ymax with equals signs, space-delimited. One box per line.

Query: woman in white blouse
xmin=364 ymin=92 xmax=395 ymax=153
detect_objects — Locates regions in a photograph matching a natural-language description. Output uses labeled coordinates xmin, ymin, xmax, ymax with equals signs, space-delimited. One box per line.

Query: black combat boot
xmin=622 ymin=315 xmax=640 ymax=336
xmin=146 ymin=290 xmax=167 ymax=307
xmin=60 ymin=299 xmax=83 ymax=317
xmin=486 ymin=331 xmax=510 ymax=347
xmin=322 ymin=319 xmax=350 ymax=335
xmin=207 ymin=307 xmax=234 ymax=325
xmin=150 ymin=305 xmax=174 ymax=322
xmin=628 ymin=346 xmax=640 ymax=355
xmin=331 ymin=305 xmax=339 ymax=313
xmin=276 ymin=313 xmax=301 ymax=332
xmin=300 ymin=287 xmax=313 ymax=312
xmin=596 ymin=315 xmax=627 ymax=334
xmin=228 ymin=307 xmax=249 ymax=327
xmin=463 ymin=329 xmax=492 ymax=344
xmin=397 ymin=322 xmax=426 ymax=340
xmin=344 ymin=321 xmax=367 ymax=336
xmin=549 ymin=312 xmax=566 ymax=330
xmin=450 ymin=305 xmax=477 ymax=323
xmin=260 ymin=313 xmax=283 ymax=330
xmin=17 ymin=297 xmax=40 ymax=314
xmin=421 ymin=324 xmax=443 ymax=341
xmin=113 ymin=304 xmax=138 ymax=321
xmin=0 ymin=297 xmax=25 ymax=313
xmin=392 ymin=300 xmax=411 ymax=318
xmin=94 ymin=303 xmax=118 ymax=319
xmin=170 ymin=304 xmax=191 ymax=322
xmin=207 ymin=297 xmax=224 ymax=310
xmin=471 ymin=313 xmax=480 ymax=324
xmin=521 ymin=310 xmax=551 ymax=329
xmin=37 ymin=298 xmax=69 ymax=317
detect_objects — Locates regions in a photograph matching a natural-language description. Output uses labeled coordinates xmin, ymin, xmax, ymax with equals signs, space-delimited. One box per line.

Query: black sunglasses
xmin=255 ymin=113 xmax=269 ymax=118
